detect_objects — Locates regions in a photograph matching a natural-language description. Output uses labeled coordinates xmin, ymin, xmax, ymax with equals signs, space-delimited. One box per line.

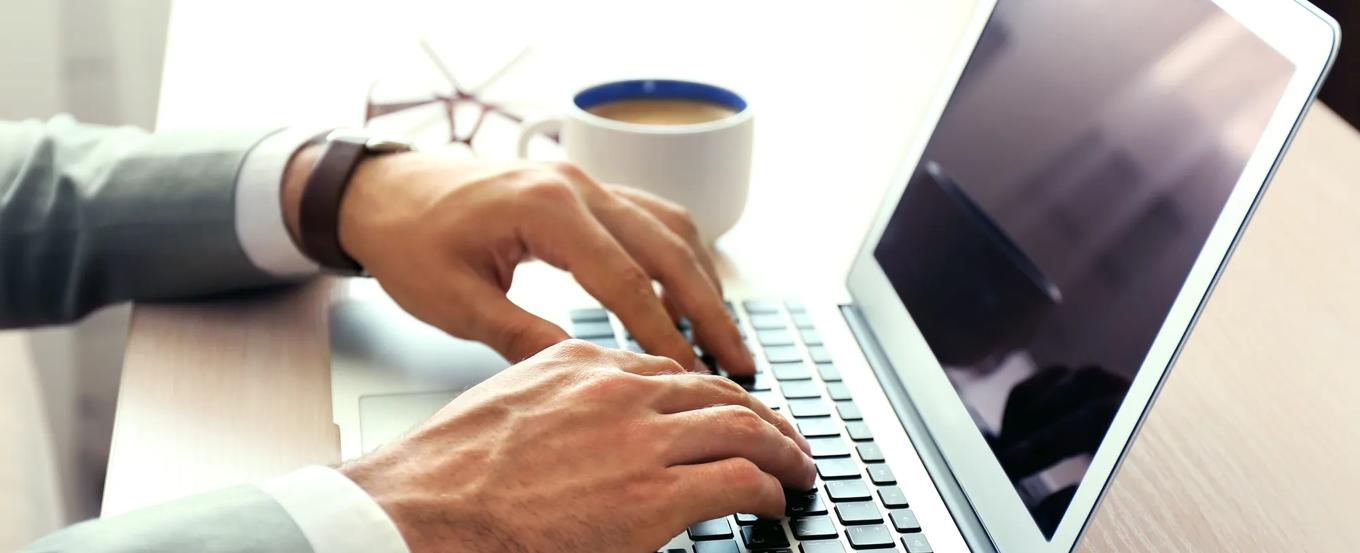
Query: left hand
xmin=282 ymin=147 xmax=753 ymax=374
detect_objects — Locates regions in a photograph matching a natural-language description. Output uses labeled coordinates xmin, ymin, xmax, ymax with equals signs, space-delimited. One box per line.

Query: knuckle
xmin=720 ymin=406 xmax=769 ymax=436
xmin=616 ymin=264 xmax=654 ymax=294
xmin=635 ymin=354 xmax=686 ymax=375
xmin=703 ymin=374 xmax=749 ymax=400
xmin=665 ymin=204 xmax=701 ymax=238
xmin=720 ymin=458 xmax=767 ymax=489
xmin=574 ymin=369 xmax=644 ymax=399
xmin=546 ymin=160 xmax=587 ymax=180
xmin=548 ymin=338 xmax=602 ymax=359
xmin=517 ymin=172 xmax=576 ymax=202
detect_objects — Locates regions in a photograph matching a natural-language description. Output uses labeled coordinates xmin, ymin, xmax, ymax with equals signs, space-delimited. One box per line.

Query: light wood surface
xmin=105 ymin=1 xmax=1360 ymax=551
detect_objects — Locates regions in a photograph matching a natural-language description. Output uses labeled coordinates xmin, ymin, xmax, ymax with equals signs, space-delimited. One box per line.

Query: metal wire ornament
xmin=363 ymin=38 xmax=545 ymax=147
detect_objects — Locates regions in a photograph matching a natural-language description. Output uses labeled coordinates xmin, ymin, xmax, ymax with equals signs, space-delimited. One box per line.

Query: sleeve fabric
xmin=0 ymin=116 xmax=293 ymax=328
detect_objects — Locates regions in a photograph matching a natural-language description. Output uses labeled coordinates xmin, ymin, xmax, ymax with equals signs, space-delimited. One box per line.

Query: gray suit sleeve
xmin=0 ymin=115 xmax=295 ymax=329
xmin=19 ymin=485 xmax=315 ymax=553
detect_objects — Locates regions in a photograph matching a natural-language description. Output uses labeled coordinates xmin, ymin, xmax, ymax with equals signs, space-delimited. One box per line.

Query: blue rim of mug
xmin=572 ymin=79 xmax=752 ymax=133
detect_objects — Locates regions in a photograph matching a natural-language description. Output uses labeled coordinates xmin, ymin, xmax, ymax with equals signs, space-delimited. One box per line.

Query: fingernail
xmin=794 ymin=434 xmax=813 ymax=456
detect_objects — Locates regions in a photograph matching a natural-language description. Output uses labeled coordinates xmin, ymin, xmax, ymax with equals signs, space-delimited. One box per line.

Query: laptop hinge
xmin=840 ymin=303 xmax=998 ymax=553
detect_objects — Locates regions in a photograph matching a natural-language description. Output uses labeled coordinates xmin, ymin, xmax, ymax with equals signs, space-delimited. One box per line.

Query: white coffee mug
xmin=517 ymin=79 xmax=754 ymax=242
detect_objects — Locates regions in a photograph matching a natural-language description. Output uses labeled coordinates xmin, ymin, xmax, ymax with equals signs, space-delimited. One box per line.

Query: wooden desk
xmin=106 ymin=2 xmax=1360 ymax=551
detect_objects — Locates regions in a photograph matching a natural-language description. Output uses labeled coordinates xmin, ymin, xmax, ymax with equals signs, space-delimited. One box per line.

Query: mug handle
xmin=516 ymin=116 xmax=564 ymax=158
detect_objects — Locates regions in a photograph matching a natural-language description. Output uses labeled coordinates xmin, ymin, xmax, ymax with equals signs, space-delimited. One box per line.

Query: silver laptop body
xmin=332 ymin=1 xmax=1339 ymax=551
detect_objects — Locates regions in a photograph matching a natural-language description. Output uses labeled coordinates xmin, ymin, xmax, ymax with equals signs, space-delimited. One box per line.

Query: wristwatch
xmin=298 ymin=130 xmax=415 ymax=275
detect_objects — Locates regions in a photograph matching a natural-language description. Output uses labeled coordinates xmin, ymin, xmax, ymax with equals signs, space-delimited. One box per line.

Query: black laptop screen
xmin=872 ymin=0 xmax=1293 ymax=537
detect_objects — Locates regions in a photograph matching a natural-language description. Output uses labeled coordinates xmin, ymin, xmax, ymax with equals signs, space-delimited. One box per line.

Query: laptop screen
xmin=872 ymin=0 xmax=1294 ymax=537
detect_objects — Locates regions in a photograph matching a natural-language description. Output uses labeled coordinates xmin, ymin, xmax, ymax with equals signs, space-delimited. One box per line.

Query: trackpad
xmin=358 ymin=391 xmax=459 ymax=454
xmin=330 ymin=290 xmax=513 ymax=458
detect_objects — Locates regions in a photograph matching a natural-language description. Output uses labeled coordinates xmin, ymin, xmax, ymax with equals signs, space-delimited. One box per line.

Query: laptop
xmin=330 ymin=0 xmax=1339 ymax=551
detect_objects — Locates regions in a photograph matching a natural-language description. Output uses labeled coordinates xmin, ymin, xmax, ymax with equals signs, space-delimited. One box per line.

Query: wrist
xmin=283 ymin=133 xmax=416 ymax=273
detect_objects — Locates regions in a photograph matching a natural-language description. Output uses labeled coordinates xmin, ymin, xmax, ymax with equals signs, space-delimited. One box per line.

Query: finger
xmin=604 ymin=190 xmax=746 ymax=373
xmin=661 ymin=404 xmax=815 ymax=490
xmin=610 ymin=349 xmax=691 ymax=376
xmin=517 ymin=177 xmax=700 ymax=371
xmin=653 ymin=373 xmax=811 ymax=456
xmin=450 ymin=278 xmax=570 ymax=362
xmin=584 ymin=188 xmax=753 ymax=375
xmin=607 ymin=185 xmax=722 ymax=292
xmin=667 ymin=458 xmax=786 ymax=521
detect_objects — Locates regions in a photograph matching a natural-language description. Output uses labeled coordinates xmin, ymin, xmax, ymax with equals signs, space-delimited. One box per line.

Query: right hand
xmin=339 ymin=340 xmax=815 ymax=553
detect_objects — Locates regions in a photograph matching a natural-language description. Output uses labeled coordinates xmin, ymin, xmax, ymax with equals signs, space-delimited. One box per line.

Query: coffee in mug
xmin=585 ymin=98 xmax=739 ymax=126
xmin=517 ymin=79 xmax=753 ymax=242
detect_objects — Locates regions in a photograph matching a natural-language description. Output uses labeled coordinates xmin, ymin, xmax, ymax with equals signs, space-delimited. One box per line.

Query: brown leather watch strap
xmin=298 ymin=135 xmax=368 ymax=274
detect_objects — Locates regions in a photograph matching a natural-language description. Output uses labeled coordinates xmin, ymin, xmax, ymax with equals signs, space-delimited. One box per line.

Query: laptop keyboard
xmin=568 ymin=298 xmax=933 ymax=553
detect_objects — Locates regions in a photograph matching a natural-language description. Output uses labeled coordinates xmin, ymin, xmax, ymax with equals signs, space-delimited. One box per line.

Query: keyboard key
xmin=676 ymin=317 xmax=692 ymax=330
xmin=792 ymin=312 xmax=815 ymax=329
xmin=889 ymin=509 xmax=921 ymax=533
xmin=857 ymin=443 xmax=885 ymax=463
xmin=785 ymin=489 xmax=828 ymax=516
xmin=877 ymin=486 xmax=909 ymax=508
xmin=816 ymin=458 xmax=860 ymax=480
xmin=845 ymin=525 xmax=895 ymax=549
xmin=901 ymin=534 xmax=933 ymax=553
xmin=694 ymin=540 xmax=741 ymax=553
xmin=751 ymin=390 xmax=781 ymax=409
xmin=836 ymin=401 xmax=863 ymax=420
xmin=688 ymin=517 xmax=734 ymax=540
xmin=867 ymin=464 xmax=896 ymax=485
xmin=757 ymin=329 xmax=796 ymax=346
xmin=571 ymin=321 xmax=614 ymax=339
xmin=799 ymin=541 xmax=845 ymax=553
xmin=809 ymin=437 xmax=852 ymax=458
xmin=764 ymin=345 xmax=803 ymax=364
xmin=735 ymin=513 xmax=760 ymax=525
xmin=735 ymin=374 xmax=773 ymax=392
xmin=750 ymin=313 xmax=788 ymax=330
xmin=661 ymin=549 xmax=688 ymax=553
xmin=586 ymin=337 xmax=619 ymax=349
xmin=743 ymin=299 xmax=782 ymax=314
xmin=772 ymin=362 xmax=814 ymax=381
xmin=741 ymin=521 xmax=789 ymax=549
xmin=799 ymin=329 xmax=824 ymax=346
xmin=834 ymin=501 xmax=883 ymax=525
xmin=797 ymin=418 xmax=841 ymax=438
xmin=784 ymin=298 xmax=808 ymax=313
xmin=781 ymin=380 xmax=823 ymax=399
xmin=569 ymin=308 xmax=609 ymax=322
xmin=826 ymin=382 xmax=852 ymax=401
xmin=807 ymin=346 xmax=833 ymax=364
xmin=790 ymin=516 xmax=838 ymax=540
xmin=846 ymin=422 xmax=874 ymax=441
xmin=825 ymin=480 xmax=872 ymax=502
xmin=814 ymin=365 xmax=840 ymax=383
xmin=788 ymin=399 xmax=833 ymax=418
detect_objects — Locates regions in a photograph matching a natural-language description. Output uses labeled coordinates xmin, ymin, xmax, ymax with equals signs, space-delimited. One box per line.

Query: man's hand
xmin=282 ymin=147 xmax=753 ymax=375
xmin=340 ymin=341 xmax=815 ymax=553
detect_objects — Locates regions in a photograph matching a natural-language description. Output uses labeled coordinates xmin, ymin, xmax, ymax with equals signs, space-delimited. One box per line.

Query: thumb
xmin=458 ymin=282 xmax=570 ymax=362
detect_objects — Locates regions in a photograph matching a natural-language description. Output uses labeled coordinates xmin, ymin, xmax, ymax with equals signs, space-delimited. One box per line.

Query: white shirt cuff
xmin=235 ymin=128 xmax=323 ymax=277
xmin=259 ymin=465 xmax=411 ymax=553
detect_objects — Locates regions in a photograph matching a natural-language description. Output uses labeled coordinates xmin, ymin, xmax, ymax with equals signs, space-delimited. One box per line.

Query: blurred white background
xmin=0 ymin=0 xmax=170 ymax=548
